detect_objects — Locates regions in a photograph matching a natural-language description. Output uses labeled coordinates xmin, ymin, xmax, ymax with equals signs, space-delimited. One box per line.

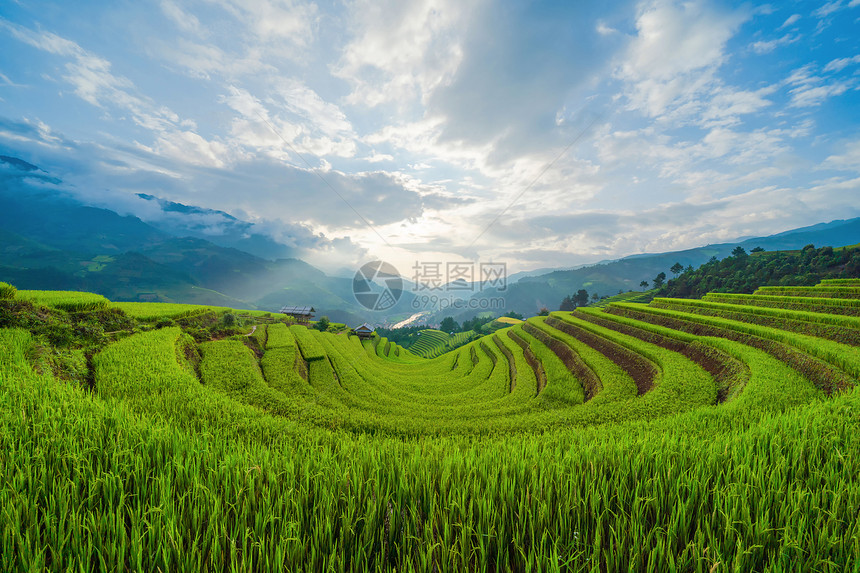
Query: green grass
xmin=0 ymin=282 xmax=16 ymax=299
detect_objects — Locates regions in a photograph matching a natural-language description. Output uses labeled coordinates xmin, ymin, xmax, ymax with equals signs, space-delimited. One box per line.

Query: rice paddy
xmin=1 ymin=278 xmax=858 ymax=571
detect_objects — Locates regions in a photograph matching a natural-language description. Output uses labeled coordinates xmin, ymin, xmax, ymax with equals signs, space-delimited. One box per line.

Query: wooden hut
xmin=280 ymin=305 xmax=315 ymax=325
xmin=353 ymin=323 xmax=375 ymax=340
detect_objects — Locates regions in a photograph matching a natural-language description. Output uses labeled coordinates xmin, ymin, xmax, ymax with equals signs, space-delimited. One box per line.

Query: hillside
xmin=1 ymin=279 xmax=857 ymax=570
xmin=4 ymin=153 xmax=860 ymax=325
xmin=0 ymin=155 xmax=417 ymax=323
xmin=661 ymin=243 xmax=860 ymax=298
xmin=463 ymin=218 xmax=860 ymax=317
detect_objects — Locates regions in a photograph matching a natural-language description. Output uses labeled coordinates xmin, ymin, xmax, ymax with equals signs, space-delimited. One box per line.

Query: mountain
xmin=135 ymin=194 xmax=295 ymax=260
xmin=451 ymin=217 xmax=860 ymax=319
xmin=4 ymin=153 xmax=860 ymax=325
xmin=0 ymin=154 xmax=417 ymax=323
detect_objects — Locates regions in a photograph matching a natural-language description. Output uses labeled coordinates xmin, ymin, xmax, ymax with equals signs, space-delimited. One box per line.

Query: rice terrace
xmin=3 ymin=0 xmax=860 ymax=571
xmin=1 ymin=272 xmax=858 ymax=571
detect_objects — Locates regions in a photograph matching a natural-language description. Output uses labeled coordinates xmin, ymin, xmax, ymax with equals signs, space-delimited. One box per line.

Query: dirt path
xmin=245 ymin=325 xmax=257 ymax=336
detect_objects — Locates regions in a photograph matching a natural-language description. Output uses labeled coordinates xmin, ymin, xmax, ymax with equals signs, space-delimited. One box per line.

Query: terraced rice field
xmin=407 ymin=328 xmax=475 ymax=358
xmin=1 ymin=279 xmax=859 ymax=571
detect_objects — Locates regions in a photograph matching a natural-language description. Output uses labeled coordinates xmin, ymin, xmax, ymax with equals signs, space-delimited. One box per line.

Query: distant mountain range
xmin=451 ymin=217 xmax=860 ymax=321
xmin=3 ymin=153 xmax=860 ymax=326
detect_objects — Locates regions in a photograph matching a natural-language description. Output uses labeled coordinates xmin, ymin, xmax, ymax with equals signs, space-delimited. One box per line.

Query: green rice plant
xmin=754 ymin=285 xmax=860 ymax=298
xmin=4 ymin=282 xmax=860 ymax=570
xmin=818 ymin=278 xmax=860 ymax=286
xmin=4 ymin=322 xmax=859 ymax=571
xmin=408 ymin=329 xmax=474 ymax=358
xmin=547 ymin=314 xmax=658 ymax=395
xmin=110 ymin=301 xmax=216 ymax=320
xmin=651 ymin=297 xmax=860 ymax=345
xmin=16 ymin=289 xmax=110 ymax=311
xmin=608 ymin=302 xmax=858 ymax=393
xmin=0 ymin=282 xmax=16 ymax=299
xmin=507 ymin=328 xmax=546 ymax=393
xmin=290 ymin=324 xmax=326 ymax=361
xmin=703 ymin=292 xmax=860 ymax=316
xmin=577 ymin=306 xmax=750 ymax=403
xmin=266 ymin=322 xmax=295 ymax=349
xmin=551 ymin=311 xmax=718 ymax=412
xmin=510 ymin=325 xmax=584 ymax=406
xmin=199 ymin=339 xmax=263 ymax=393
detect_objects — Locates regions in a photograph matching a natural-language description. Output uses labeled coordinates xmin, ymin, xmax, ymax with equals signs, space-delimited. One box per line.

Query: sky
xmin=1 ymin=0 xmax=860 ymax=276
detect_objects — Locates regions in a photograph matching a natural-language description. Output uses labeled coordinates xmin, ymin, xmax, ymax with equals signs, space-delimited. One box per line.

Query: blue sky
xmin=1 ymin=0 xmax=859 ymax=274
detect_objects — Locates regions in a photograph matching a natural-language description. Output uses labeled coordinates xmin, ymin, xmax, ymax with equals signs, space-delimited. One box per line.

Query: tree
xmin=639 ymin=280 xmax=649 ymax=290
xmin=559 ymin=295 xmax=575 ymax=311
xmin=652 ymin=272 xmax=667 ymax=288
xmin=537 ymin=307 xmax=550 ymax=316
xmin=439 ymin=317 xmax=459 ymax=333
xmin=731 ymin=246 xmax=747 ymax=258
xmin=751 ymin=246 xmax=765 ymax=253
xmin=504 ymin=311 xmax=524 ymax=320
xmin=314 ymin=315 xmax=330 ymax=331
xmin=574 ymin=289 xmax=589 ymax=307
xmin=591 ymin=292 xmax=599 ymax=302
xmin=670 ymin=262 xmax=684 ymax=276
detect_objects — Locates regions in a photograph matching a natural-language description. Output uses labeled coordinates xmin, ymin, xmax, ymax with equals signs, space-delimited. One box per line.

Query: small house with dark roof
xmin=280 ymin=305 xmax=315 ymax=325
xmin=353 ymin=323 xmax=375 ymax=340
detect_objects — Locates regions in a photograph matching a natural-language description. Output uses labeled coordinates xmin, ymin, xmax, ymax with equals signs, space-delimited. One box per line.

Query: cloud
xmin=823 ymin=140 xmax=860 ymax=170
xmin=779 ymin=14 xmax=801 ymax=28
xmin=206 ymin=0 xmax=318 ymax=46
xmin=425 ymin=3 xmax=618 ymax=163
xmin=699 ymin=85 xmax=776 ymax=127
xmin=750 ymin=34 xmax=799 ymax=54
xmin=814 ymin=1 xmax=848 ymax=18
xmin=219 ymin=83 xmax=358 ymax=159
xmin=615 ymin=0 xmax=749 ymax=119
xmin=160 ymin=0 xmax=206 ymax=37
xmin=786 ymin=66 xmax=851 ymax=107
xmin=0 ymin=71 xmax=25 ymax=87
xmin=824 ymin=54 xmax=860 ymax=73
xmin=2 ymin=20 xmax=238 ymax=168
xmin=333 ymin=0 xmax=475 ymax=109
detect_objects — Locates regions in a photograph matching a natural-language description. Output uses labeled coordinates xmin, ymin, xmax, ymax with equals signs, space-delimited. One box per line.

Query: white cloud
xmin=814 ymin=1 xmax=846 ymax=18
xmin=785 ymin=66 xmax=851 ymax=107
xmin=596 ymin=21 xmax=618 ymax=35
xmin=823 ymin=140 xmax=860 ymax=170
xmin=699 ymin=85 xmax=776 ymax=127
xmin=3 ymin=21 xmax=235 ymax=168
xmin=779 ymin=14 xmax=801 ymax=28
xmin=219 ymin=83 xmax=358 ymax=159
xmin=160 ymin=0 xmax=206 ymax=37
xmin=334 ymin=0 xmax=475 ymax=108
xmin=151 ymin=130 xmax=231 ymax=168
xmin=616 ymin=0 xmax=749 ymax=118
xmin=205 ymin=0 xmax=318 ymax=46
xmin=751 ymin=34 xmax=799 ymax=54
xmin=824 ymin=54 xmax=860 ymax=72
xmin=0 ymin=71 xmax=25 ymax=87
